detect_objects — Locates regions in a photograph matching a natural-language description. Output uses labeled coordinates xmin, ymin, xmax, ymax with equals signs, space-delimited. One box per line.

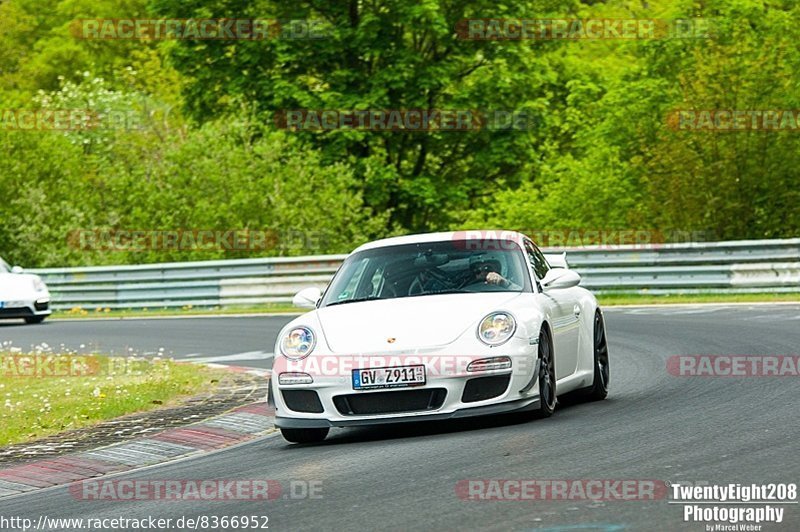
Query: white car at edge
xmin=270 ymin=231 xmax=610 ymax=443
xmin=0 ymin=257 xmax=52 ymax=324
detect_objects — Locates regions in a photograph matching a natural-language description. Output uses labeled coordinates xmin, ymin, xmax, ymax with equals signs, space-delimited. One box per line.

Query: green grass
xmin=597 ymin=292 xmax=800 ymax=306
xmin=0 ymin=354 xmax=230 ymax=446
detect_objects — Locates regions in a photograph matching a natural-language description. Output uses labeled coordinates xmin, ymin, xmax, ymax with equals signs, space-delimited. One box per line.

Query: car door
xmin=524 ymin=240 xmax=580 ymax=380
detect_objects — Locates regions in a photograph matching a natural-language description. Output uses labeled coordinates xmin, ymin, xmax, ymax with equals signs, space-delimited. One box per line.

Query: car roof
xmin=351 ymin=230 xmax=528 ymax=253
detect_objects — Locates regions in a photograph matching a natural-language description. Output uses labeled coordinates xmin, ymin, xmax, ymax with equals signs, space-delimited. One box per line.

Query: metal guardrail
xmin=30 ymin=238 xmax=800 ymax=310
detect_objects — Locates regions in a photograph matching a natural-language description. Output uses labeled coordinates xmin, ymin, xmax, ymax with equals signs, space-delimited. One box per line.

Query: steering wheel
xmin=408 ymin=277 xmax=424 ymax=296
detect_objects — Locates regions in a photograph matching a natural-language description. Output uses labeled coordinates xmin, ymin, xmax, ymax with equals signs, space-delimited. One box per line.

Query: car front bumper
xmin=271 ymin=339 xmax=542 ymax=429
xmin=0 ymin=297 xmax=51 ymax=319
xmin=274 ymin=395 xmax=541 ymax=428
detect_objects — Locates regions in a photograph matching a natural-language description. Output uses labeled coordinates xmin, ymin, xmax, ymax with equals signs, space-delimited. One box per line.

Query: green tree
xmin=152 ymin=0 xmax=576 ymax=232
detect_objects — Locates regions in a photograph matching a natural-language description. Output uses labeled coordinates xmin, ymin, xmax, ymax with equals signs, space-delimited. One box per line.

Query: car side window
xmin=524 ymin=240 xmax=550 ymax=281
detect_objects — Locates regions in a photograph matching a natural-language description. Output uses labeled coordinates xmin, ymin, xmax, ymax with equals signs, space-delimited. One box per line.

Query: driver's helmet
xmin=469 ymin=252 xmax=503 ymax=275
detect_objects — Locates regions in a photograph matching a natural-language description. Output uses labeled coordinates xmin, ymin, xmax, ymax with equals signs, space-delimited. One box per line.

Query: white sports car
xmin=270 ymin=231 xmax=609 ymax=443
xmin=0 ymin=257 xmax=51 ymax=324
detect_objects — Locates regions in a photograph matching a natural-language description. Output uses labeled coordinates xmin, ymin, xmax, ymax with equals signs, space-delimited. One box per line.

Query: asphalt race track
xmin=0 ymin=305 xmax=798 ymax=531
xmin=0 ymin=316 xmax=284 ymax=369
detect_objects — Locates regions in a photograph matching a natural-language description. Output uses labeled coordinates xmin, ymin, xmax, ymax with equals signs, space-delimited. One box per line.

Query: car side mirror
xmin=293 ymin=287 xmax=322 ymax=308
xmin=541 ymin=268 xmax=581 ymax=290
xmin=11 ymin=266 xmax=23 ymax=274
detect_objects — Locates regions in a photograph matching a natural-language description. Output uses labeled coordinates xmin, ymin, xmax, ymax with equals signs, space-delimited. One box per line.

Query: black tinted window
xmin=320 ymin=240 xmax=531 ymax=306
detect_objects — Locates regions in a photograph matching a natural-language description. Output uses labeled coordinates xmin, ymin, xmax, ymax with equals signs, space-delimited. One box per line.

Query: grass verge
xmin=597 ymin=292 xmax=800 ymax=306
xmin=0 ymin=354 xmax=230 ymax=446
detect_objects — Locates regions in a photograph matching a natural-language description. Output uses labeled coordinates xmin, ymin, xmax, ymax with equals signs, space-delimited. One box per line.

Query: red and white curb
xmin=0 ymin=385 xmax=275 ymax=499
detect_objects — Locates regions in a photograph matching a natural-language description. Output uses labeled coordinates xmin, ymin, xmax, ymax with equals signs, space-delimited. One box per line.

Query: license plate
xmin=352 ymin=365 xmax=426 ymax=390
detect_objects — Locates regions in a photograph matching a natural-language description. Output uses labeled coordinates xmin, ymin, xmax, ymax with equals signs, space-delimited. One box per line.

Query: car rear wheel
xmin=585 ymin=310 xmax=610 ymax=401
xmin=535 ymin=328 xmax=556 ymax=418
xmin=24 ymin=316 xmax=45 ymax=325
xmin=280 ymin=427 xmax=329 ymax=444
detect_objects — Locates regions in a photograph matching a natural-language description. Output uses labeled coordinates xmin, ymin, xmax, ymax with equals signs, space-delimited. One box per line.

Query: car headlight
xmin=477 ymin=312 xmax=516 ymax=346
xmin=280 ymin=326 xmax=316 ymax=359
xmin=33 ymin=277 xmax=46 ymax=292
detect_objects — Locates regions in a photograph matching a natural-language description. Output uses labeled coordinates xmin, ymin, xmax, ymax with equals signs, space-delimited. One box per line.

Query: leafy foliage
xmin=0 ymin=0 xmax=798 ymax=267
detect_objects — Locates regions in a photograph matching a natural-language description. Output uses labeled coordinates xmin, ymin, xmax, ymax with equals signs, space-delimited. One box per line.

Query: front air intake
xmin=281 ymin=390 xmax=324 ymax=413
xmin=333 ymin=389 xmax=447 ymax=416
xmin=461 ymin=375 xmax=511 ymax=403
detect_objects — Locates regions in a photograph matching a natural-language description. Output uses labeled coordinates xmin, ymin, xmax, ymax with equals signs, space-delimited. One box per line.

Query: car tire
xmin=534 ymin=327 xmax=556 ymax=418
xmin=584 ymin=310 xmax=610 ymax=401
xmin=24 ymin=316 xmax=45 ymax=325
xmin=280 ymin=427 xmax=329 ymax=444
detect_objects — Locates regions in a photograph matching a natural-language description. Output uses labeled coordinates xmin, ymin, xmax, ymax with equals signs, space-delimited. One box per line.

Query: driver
xmin=465 ymin=253 xmax=521 ymax=289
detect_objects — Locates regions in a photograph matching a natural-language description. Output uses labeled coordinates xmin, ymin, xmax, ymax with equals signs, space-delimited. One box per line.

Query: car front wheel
xmin=585 ymin=310 xmax=610 ymax=401
xmin=535 ymin=327 xmax=556 ymax=418
xmin=25 ymin=316 xmax=45 ymax=325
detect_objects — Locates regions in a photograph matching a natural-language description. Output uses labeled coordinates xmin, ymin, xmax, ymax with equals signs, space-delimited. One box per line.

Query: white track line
xmin=188 ymin=350 xmax=274 ymax=363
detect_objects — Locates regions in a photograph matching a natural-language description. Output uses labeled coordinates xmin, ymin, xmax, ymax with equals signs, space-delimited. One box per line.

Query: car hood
xmin=0 ymin=274 xmax=42 ymax=299
xmin=316 ymin=292 xmax=523 ymax=353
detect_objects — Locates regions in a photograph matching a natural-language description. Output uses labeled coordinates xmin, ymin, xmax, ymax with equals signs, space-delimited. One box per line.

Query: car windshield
xmin=320 ymin=240 xmax=529 ymax=307
xmin=0 ymin=258 xmax=9 ymax=274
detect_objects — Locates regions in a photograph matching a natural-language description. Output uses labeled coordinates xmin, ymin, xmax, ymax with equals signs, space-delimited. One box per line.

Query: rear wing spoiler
xmin=543 ymin=252 xmax=569 ymax=269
